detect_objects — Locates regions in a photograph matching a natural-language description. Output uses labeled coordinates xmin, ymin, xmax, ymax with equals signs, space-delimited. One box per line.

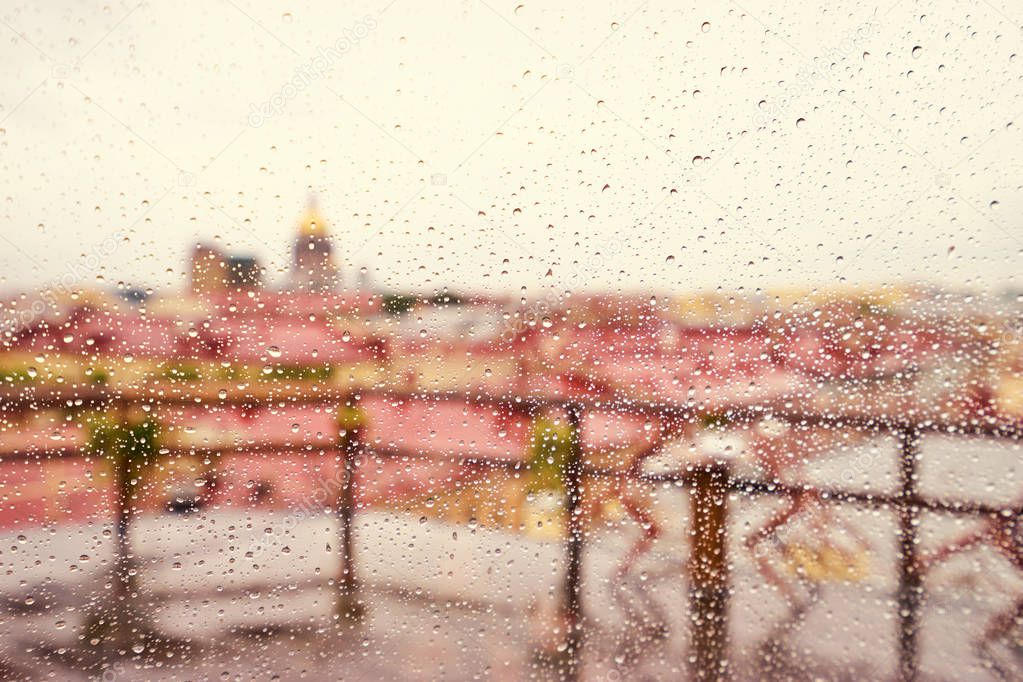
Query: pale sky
xmin=1 ymin=0 xmax=1021 ymax=298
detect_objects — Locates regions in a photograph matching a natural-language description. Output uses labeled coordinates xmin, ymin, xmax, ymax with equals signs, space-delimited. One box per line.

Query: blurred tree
xmin=382 ymin=293 xmax=418 ymax=315
xmin=527 ymin=415 xmax=573 ymax=494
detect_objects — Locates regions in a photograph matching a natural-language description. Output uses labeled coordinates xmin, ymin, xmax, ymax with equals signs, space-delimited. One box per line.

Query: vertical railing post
xmin=897 ymin=427 xmax=922 ymax=682
xmin=81 ymin=398 xmax=165 ymax=651
xmin=688 ymin=462 xmax=730 ymax=681
xmin=336 ymin=394 xmax=365 ymax=620
xmin=561 ymin=402 xmax=585 ymax=678
xmin=109 ymin=399 xmax=135 ymax=633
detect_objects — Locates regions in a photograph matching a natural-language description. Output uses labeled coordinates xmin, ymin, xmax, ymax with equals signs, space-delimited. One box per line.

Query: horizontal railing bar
xmin=639 ymin=468 xmax=1022 ymax=516
xmin=3 ymin=386 xmax=1021 ymax=439
xmin=3 ymin=439 xmax=1018 ymax=518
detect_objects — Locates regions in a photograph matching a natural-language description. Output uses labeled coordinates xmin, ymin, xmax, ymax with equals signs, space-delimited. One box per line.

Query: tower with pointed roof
xmin=290 ymin=196 xmax=340 ymax=291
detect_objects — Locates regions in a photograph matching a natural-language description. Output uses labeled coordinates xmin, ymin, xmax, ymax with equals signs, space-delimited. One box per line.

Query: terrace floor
xmin=0 ymin=498 xmax=1016 ymax=681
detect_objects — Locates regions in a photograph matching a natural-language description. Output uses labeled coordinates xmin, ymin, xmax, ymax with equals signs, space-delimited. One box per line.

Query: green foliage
xmin=161 ymin=363 xmax=202 ymax=382
xmin=700 ymin=413 xmax=732 ymax=429
xmin=857 ymin=300 xmax=891 ymax=317
xmin=527 ymin=416 xmax=574 ymax=493
xmin=337 ymin=401 xmax=367 ymax=432
xmin=260 ymin=364 xmax=335 ymax=382
xmin=0 ymin=367 xmax=36 ymax=383
xmin=217 ymin=364 xmax=242 ymax=381
xmin=85 ymin=412 xmax=161 ymax=499
xmin=87 ymin=368 xmax=110 ymax=385
xmin=428 ymin=292 xmax=463 ymax=306
xmin=382 ymin=294 xmax=418 ymax=315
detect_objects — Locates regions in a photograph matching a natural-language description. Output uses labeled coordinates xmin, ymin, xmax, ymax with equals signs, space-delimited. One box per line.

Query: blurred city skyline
xmin=1 ymin=0 xmax=1021 ymax=296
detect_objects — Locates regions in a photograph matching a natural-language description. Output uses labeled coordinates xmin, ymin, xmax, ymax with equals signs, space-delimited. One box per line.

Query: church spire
xmin=290 ymin=196 xmax=339 ymax=291
xmin=297 ymin=193 xmax=329 ymax=238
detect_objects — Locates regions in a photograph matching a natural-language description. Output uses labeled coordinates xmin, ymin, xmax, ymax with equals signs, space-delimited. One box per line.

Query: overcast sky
xmin=1 ymin=0 xmax=1021 ymax=297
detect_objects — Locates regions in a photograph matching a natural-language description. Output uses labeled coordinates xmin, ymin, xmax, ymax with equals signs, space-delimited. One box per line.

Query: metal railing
xmin=0 ymin=386 xmax=1020 ymax=680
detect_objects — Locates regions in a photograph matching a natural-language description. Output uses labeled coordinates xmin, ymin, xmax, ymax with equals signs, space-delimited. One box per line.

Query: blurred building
xmin=189 ymin=244 xmax=228 ymax=295
xmin=290 ymin=197 xmax=340 ymax=292
xmin=189 ymin=244 xmax=264 ymax=295
xmin=225 ymin=255 xmax=263 ymax=289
